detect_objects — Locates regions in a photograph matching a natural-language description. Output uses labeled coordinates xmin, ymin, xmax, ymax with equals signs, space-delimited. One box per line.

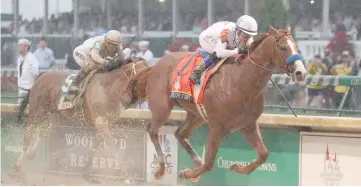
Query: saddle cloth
xmin=58 ymin=70 xmax=97 ymax=110
xmin=170 ymin=50 xmax=229 ymax=105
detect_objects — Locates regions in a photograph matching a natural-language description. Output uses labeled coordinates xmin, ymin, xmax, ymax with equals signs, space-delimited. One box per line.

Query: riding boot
xmin=68 ymin=65 xmax=93 ymax=94
xmin=189 ymin=62 xmax=206 ymax=85
xmin=189 ymin=52 xmax=218 ymax=85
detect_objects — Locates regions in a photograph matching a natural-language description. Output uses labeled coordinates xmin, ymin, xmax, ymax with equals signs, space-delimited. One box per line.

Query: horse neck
xmin=106 ymin=62 xmax=145 ymax=99
xmin=104 ymin=68 xmax=132 ymax=100
xmin=233 ymin=37 xmax=275 ymax=97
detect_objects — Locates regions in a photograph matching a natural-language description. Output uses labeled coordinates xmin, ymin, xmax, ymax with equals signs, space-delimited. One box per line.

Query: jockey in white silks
xmin=69 ymin=30 xmax=132 ymax=93
xmin=189 ymin=15 xmax=258 ymax=84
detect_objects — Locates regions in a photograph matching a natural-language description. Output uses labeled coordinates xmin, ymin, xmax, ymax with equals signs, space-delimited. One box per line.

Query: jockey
xmin=189 ymin=15 xmax=258 ymax=84
xmin=69 ymin=30 xmax=129 ymax=93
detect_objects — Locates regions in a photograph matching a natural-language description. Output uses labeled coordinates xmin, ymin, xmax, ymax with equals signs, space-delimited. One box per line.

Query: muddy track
xmin=1 ymin=171 xmax=149 ymax=186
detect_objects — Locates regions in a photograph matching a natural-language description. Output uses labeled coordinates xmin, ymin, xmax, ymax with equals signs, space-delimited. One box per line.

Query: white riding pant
xmin=18 ymin=88 xmax=29 ymax=104
xmin=199 ymin=32 xmax=217 ymax=54
xmin=73 ymin=47 xmax=86 ymax=68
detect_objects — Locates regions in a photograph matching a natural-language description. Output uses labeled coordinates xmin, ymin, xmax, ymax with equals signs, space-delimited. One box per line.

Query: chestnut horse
xmin=11 ymin=59 xmax=148 ymax=183
xmin=129 ymin=26 xmax=307 ymax=182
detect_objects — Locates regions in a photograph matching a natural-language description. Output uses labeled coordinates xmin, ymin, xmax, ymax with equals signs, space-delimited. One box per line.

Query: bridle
xmin=131 ymin=60 xmax=147 ymax=76
xmin=122 ymin=60 xmax=148 ymax=79
xmin=270 ymin=32 xmax=294 ymax=75
xmin=247 ymin=31 xmax=300 ymax=76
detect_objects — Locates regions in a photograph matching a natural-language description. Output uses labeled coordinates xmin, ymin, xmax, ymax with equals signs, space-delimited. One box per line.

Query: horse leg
xmin=26 ymin=120 xmax=53 ymax=160
xmin=179 ymin=128 xmax=225 ymax=181
xmin=9 ymin=121 xmax=37 ymax=183
xmin=82 ymin=131 xmax=102 ymax=184
xmin=229 ymin=123 xmax=269 ymax=175
xmin=12 ymin=124 xmax=34 ymax=172
xmin=174 ymin=112 xmax=204 ymax=182
xmin=81 ymin=116 xmax=115 ymax=184
xmin=147 ymin=106 xmax=173 ymax=180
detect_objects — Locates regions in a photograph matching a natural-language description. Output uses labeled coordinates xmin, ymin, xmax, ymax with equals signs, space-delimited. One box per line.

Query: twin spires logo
xmin=320 ymin=144 xmax=343 ymax=186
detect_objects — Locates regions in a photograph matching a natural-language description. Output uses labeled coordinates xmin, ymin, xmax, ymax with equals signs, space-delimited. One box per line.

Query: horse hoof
xmin=229 ymin=164 xmax=248 ymax=174
xmin=26 ymin=151 xmax=37 ymax=160
xmin=154 ymin=167 xmax=166 ymax=180
xmin=178 ymin=169 xmax=189 ymax=179
xmin=179 ymin=169 xmax=200 ymax=183
xmin=191 ymin=175 xmax=201 ymax=183
xmin=8 ymin=170 xmax=18 ymax=179
xmin=13 ymin=161 xmax=22 ymax=171
xmin=83 ymin=174 xmax=100 ymax=184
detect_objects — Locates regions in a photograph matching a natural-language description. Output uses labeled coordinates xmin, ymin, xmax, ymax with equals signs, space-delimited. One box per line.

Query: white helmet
xmin=105 ymin=30 xmax=122 ymax=45
xmin=236 ymin=15 xmax=258 ymax=36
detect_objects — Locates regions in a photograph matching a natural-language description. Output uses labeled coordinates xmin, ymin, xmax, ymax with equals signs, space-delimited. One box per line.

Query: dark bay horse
xmin=129 ymin=25 xmax=307 ymax=182
xmin=11 ymin=59 xmax=148 ymax=182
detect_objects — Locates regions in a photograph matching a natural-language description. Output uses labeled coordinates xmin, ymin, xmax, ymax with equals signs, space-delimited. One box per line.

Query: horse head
xmin=122 ymin=58 xmax=149 ymax=77
xmin=245 ymin=25 xmax=308 ymax=82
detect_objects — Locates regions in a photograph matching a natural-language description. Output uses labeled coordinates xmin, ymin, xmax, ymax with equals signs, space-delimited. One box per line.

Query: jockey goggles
xmin=237 ymin=29 xmax=251 ymax=39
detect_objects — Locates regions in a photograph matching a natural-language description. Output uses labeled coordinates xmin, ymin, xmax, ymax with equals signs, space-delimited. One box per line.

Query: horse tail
xmin=17 ymin=90 xmax=30 ymax=124
xmin=129 ymin=66 xmax=153 ymax=104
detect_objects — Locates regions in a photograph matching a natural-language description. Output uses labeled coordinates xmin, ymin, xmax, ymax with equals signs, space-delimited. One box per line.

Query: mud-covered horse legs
xmin=13 ymin=124 xmax=34 ymax=172
xmin=82 ymin=117 xmax=117 ymax=184
xmin=147 ymin=104 xmax=174 ymax=180
xmin=229 ymin=123 xmax=269 ymax=175
xmin=174 ymin=112 xmax=204 ymax=169
xmin=179 ymin=128 xmax=225 ymax=181
xmin=11 ymin=115 xmax=53 ymax=183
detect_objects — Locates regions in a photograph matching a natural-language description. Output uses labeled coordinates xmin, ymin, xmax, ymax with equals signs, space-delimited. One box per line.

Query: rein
xmin=246 ymin=33 xmax=289 ymax=73
xmin=242 ymin=32 xmax=298 ymax=117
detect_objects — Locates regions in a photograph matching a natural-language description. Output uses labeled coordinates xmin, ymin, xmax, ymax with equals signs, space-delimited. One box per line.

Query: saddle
xmin=58 ymin=69 xmax=98 ymax=110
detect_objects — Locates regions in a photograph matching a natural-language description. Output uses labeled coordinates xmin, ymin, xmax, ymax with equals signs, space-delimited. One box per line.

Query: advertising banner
xmin=300 ymin=132 xmax=361 ymax=186
xmin=146 ymin=126 xmax=178 ymax=185
xmin=47 ymin=124 xmax=147 ymax=181
xmin=1 ymin=117 xmax=47 ymax=172
xmin=178 ymin=126 xmax=300 ymax=186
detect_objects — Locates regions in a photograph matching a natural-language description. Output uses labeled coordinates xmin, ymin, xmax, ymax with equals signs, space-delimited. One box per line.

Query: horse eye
xmin=280 ymin=46 xmax=288 ymax=51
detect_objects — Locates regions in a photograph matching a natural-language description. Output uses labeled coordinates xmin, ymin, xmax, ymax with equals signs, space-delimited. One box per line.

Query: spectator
xmin=326 ymin=24 xmax=354 ymax=57
xmin=322 ymin=48 xmax=333 ymax=74
xmin=351 ymin=58 xmax=361 ymax=109
xmin=330 ymin=50 xmax=353 ymax=108
xmin=136 ymin=40 xmax=154 ymax=62
xmin=16 ymin=39 xmax=39 ymax=104
xmin=163 ymin=49 xmax=171 ymax=56
xmin=306 ymin=55 xmax=330 ymax=108
xmin=34 ymin=37 xmax=56 ymax=69
xmin=179 ymin=45 xmax=190 ymax=52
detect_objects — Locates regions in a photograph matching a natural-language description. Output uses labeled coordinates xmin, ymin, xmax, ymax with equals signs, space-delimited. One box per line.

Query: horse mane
xmin=106 ymin=57 xmax=146 ymax=72
xmin=248 ymin=33 xmax=270 ymax=53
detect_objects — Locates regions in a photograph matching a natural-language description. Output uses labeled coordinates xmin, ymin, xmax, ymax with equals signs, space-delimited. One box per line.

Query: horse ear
xmin=286 ymin=24 xmax=291 ymax=33
xmin=269 ymin=25 xmax=277 ymax=35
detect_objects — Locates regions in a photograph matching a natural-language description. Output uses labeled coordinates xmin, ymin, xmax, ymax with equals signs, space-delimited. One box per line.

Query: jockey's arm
xmin=90 ymin=48 xmax=107 ymax=64
xmin=213 ymin=39 xmax=239 ymax=58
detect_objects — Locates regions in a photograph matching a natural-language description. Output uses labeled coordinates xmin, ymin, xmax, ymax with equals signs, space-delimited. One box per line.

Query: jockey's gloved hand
xmin=102 ymin=58 xmax=112 ymax=68
xmin=238 ymin=44 xmax=249 ymax=54
xmin=104 ymin=56 xmax=115 ymax=62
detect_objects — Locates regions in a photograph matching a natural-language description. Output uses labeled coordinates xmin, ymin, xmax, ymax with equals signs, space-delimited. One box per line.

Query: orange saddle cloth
xmin=170 ymin=51 xmax=229 ymax=105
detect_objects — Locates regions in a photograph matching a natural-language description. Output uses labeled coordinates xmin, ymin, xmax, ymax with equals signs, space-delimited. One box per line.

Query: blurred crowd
xmin=293 ymin=11 xmax=361 ymax=40
xmin=8 ymin=7 xmax=233 ymax=36
xmin=269 ymin=24 xmax=361 ymax=110
xmin=3 ymin=2 xmax=360 ymax=42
